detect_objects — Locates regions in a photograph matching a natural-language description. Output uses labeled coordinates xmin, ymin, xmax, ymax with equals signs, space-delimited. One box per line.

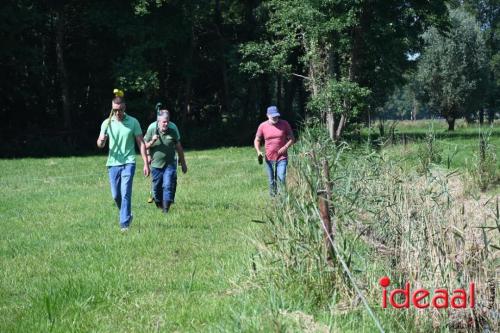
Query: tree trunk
xmin=335 ymin=114 xmax=346 ymax=139
xmin=276 ymin=75 xmax=282 ymax=111
xmin=487 ymin=108 xmax=495 ymax=124
xmin=326 ymin=110 xmax=335 ymax=140
xmin=244 ymin=79 xmax=255 ymax=122
xmin=339 ymin=4 xmax=369 ymax=139
xmin=54 ymin=10 xmax=71 ymax=131
xmin=412 ymin=95 xmax=419 ymax=121
xmin=181 ymin=26 xmax=195 ymax=130
xmin=260 ymin=73 xmax=271 ymax=118
xmin=348 ymin=5 xmax=369 ymax=82
xmin=159 ymin=57 xmax=170 ymax=114
xmin=297 ymin=79 xmax=307 ymax=121
xmin=214 ymin=0 xmax=229 ymax=114
xmin=283 ymin=77 xmax=296 ymax=124
xmin=446 ymin=116 xmax=455 ymax=131
xmin=182 ymin=78 xmax=192 ymax=129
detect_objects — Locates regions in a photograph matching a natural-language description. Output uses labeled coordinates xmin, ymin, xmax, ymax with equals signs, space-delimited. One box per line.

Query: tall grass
xmin=252 ymin=123 xmax=499 ymax=331
xmin=340 ymin=154 xmax=498 ymax=330
xmin=470 ymin=130 xmax=499 ymax=192
xmin=416 ymin=130 xmax=443 ymax=174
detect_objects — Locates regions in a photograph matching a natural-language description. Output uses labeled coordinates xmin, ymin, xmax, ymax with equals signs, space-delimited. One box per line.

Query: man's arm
xmin=144 ymin=134 xmax=159 ymax=149
xmin=97 ymin=121 xmax=108 ymax=148
xmin=254 ymin=137 xmax=263 ymax=156
xmin=135 ymin=135 xmax=150 ymax=176
xmin=277 ymin=126 xmax=295 ymax=156
xmin=97 ymin=134 xmax=107 ymax=148
xmin=143 ymin=127 xmax=154 ymax=164
xmin=175 ymin=142 xmax=188 ymax=174
xmin=144 ymin=135 xmax=157 ymax=166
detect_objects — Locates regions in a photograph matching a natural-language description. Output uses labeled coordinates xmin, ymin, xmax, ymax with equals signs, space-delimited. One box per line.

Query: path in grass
xmin=0 ymin=147 xmax=268 ymax=332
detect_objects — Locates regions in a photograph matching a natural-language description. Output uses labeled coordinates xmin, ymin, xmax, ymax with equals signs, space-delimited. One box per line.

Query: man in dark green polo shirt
xmin=144 ymin=110 xmax=187 ymax=213
xmin=97 ymin=96 xmax=150 ymax=231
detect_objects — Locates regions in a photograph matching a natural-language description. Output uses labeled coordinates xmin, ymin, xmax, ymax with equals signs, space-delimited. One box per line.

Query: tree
xmin=383 ymin=83 xmax=430 ymax=121
xmin=240 ymin=0 xmax=448 ymax=139
xmin=415 ymin=8 xmax=488 ymax=130
xmin=456 ymin=0 xmax=500 ymax=123
xmin=0 ymin=0 xmax=271 ymax=155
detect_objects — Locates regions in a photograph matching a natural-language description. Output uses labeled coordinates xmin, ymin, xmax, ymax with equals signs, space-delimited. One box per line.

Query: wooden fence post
xmin=318 ymin=159 xmax=334 ymax=265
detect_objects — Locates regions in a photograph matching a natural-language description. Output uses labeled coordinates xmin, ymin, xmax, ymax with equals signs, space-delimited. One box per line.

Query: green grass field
xmin=0 ymin=147 xmax=276 ymax=332
xmin=1 ymin=122 xmax=498 ymax=332
xmin=370 ymin=120 xmax=500 ymax=194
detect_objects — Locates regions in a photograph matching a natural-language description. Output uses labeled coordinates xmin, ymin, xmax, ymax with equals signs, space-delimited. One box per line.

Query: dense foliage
xmin=1 ymin=1 xmax=497 ymax=156
xmin=415 ymin=8 xmax=488 ymax=130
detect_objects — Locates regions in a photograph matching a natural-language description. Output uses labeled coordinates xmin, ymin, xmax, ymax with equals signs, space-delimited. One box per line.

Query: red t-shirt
xmin=255 ymin=120 xmax=293 ymax=161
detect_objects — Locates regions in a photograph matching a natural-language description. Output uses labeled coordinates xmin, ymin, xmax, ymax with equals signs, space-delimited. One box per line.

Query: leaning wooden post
xmin=318 ymin=159 xmax=334 ymax=265
xmin=322 ymin=159 xmax=334 ymax=234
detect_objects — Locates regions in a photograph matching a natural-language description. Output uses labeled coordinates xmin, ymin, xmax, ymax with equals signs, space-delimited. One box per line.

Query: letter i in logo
xmin=380 ymin=276 xmax=390 ymax=308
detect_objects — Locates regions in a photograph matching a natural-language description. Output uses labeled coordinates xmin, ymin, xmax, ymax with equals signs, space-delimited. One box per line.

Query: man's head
xmin=112 ymin=96 xmax=126 ymax=121
xmin=266 ymin=106 xmax=280 ymax=124
xmin=157 ymin=110 xmax=170 ymax=132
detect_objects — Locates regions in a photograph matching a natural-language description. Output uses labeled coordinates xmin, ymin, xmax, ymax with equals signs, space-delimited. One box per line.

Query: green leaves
xmin=308 ymin=78 xmax=371 ymax=117
xmin=117 ymin=71 xmax=159 ymax=93
xmin=416 ymin=8 xmax=488 ymax=124
xmin=239 ymin=0 xmax=450 ymax=139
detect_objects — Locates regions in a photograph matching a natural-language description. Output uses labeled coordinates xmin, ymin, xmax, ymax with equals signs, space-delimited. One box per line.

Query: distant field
xmin=365 ymin=119 xmax=500 ymax=176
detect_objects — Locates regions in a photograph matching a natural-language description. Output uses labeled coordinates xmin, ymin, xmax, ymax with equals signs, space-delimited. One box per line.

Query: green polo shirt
xmin=100 ymin=114 xmax=143 ymax=166
xmin=144 ymin=121 xmax=180 ymax=168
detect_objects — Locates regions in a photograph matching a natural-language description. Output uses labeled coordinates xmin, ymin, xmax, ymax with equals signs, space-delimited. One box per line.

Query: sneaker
xmin=120 ymin=227 xmax=129 ymax=232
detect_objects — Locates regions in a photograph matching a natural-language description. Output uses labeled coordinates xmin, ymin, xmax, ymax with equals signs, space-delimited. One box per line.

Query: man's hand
xmin=143 ymin=164 xmax=150 ymax=177
xmin=146 ymin=135 xmax=159 ymax=149
xmin=277 ymin=146 xmax=288 ymax=156
xmin=97 ymin=134 xmax=108 ymax=148
xmin=257 ymin=152 xmax=263 ymax=164
xmin=181 ymin=162 xmax=188 ymax=174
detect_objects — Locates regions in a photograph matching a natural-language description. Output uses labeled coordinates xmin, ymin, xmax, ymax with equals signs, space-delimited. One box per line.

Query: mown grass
xmin=0 ymin=147 xmax=278 ymax=332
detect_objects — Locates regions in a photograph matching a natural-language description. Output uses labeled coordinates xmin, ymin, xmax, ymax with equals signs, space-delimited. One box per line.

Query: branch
xmin=292 ymin=73 xmax=310 ymax=80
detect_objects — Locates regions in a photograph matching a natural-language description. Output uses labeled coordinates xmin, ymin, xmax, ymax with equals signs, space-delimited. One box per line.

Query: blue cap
xmin=266 ymin=106 xmax=280 ymax=117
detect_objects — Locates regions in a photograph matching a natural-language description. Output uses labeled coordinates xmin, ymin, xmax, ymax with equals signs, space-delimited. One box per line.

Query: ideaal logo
xmin=379 ymin=276 xmax=475 ymax=309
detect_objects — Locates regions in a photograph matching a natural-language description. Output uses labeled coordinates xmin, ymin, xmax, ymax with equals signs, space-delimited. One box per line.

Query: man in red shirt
xmin=254 ymin=106 xmax=295 ymax=196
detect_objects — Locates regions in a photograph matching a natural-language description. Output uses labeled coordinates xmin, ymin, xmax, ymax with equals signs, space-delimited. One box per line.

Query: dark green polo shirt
xmin=144 ymin=121 xmax=181 ymax=168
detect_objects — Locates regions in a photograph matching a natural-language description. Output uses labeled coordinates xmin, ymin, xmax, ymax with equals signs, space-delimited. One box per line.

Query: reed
xmin=252 ymin=123 xmax=499 ymax=331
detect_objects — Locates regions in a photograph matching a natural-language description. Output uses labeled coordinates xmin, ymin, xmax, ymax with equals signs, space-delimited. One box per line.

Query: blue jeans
xmin=265 ymin=159 xmax=288 ymax=196
xmin=151 ymin=162 xmax=177 ymax=204
xmin=108 ymin=164 xmax=136 ymax=228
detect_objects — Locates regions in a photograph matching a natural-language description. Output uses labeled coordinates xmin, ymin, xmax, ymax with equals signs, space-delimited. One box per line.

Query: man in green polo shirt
xmin=97 ymin=96 xmax=150 ymax=231
xmin=144 ymin=110 xmax=187 ymax=213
